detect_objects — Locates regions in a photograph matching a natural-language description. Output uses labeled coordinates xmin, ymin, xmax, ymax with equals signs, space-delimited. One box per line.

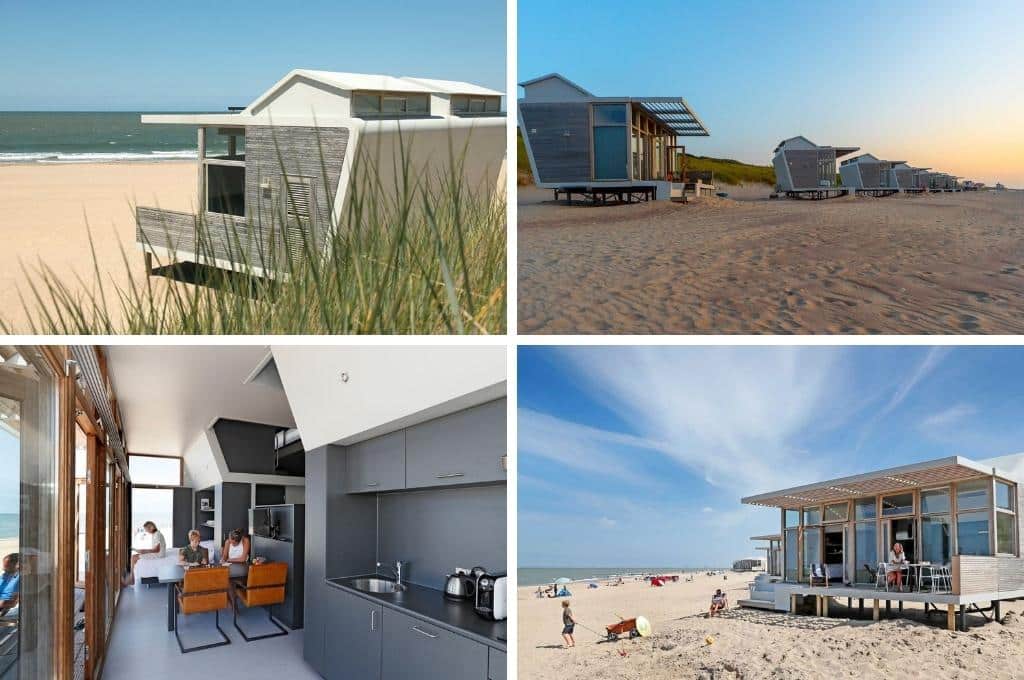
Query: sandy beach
xmin=518 ymin=574 xmax=1024 ymax=679
xmin=0 ymin=161 xmax=194 ymax=332
xmin=518 ymin=186 xmax=1024 ymax=334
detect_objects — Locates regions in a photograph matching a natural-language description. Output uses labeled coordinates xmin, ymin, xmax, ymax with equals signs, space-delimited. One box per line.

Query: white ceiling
xmin=105 ymin=346 xmax=295 ymax=456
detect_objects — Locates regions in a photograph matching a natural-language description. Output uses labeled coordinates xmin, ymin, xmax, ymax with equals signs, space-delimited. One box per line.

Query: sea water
xmin=0 ymin=514 xmax=18 ymax=540
xmin=518 ymin=566 xmax=727 ymax=586
xmin=0 ymin=111 xmax=230 ymax=163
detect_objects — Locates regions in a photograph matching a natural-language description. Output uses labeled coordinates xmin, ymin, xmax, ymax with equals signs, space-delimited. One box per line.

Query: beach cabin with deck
xmin=135 ymin=70 xmax=505 ymax=275
xmin=740 ymin=454 xmax=1024 ymax=631
xmin=891 ymin=163 xmax=929 ymax=193
xmin=517 ymin=73 xmax=711 ymax=203
xmin=772 ymin=136 xmax=859 ymax=199
xmin=838 ymin=154 xmax=903 ymax=197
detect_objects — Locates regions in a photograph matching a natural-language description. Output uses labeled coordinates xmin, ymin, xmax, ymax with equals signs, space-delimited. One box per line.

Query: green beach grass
xmin=3 ymin=132 xmax=506 ymax=335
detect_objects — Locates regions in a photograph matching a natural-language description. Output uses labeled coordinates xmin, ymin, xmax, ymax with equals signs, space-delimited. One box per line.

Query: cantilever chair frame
xmin=232 ymin=562 xmax=289 ymax=642
xmin=174 ymin=566 xmax=232 ymax=654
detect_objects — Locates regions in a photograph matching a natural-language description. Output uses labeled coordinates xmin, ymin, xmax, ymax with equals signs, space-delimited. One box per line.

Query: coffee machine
xmin=474 ymin=571 xmax=507 ymax=621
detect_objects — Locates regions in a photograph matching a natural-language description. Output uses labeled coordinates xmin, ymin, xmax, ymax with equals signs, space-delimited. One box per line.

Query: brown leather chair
xmin=174 ymin=566 xmax=231 ymax=653
xmin=233 ymin=562 xmax=288 ymax=641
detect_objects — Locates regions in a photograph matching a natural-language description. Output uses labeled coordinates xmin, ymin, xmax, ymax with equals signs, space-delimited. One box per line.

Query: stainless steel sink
xmin=350 ymin=577 xmax=406 ymax=594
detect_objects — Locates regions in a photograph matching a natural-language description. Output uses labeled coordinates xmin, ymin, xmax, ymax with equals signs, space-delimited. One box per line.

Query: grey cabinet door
xmin=487 ymin=648 xmax=506 ymax=680
xmin=346 ymin=431 xmax=406 ymax=493
xmin=381 ymin=609 xmax=488 ymax=680
xmin=323 ymin=587 xmax=383 ymax=680
xmin=405 ymin=399 xmax=506 ymax=489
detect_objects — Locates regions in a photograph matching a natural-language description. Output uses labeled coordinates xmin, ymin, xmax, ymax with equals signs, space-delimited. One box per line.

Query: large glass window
xmin=593 ymin=104 xmax=628 ymax=125
xmin=824 ymin=502 xmax=848 ymax=523
xmin=592 ymin=104 xmax=628 ymax=180
xmin=802 ymin=527 xmax=821 ymax=581
xmin=921 ymin=488 xmax=950 ymax=514
xmin=206 ymin=164 xmax=245 ymax=216
xmin=451 ymin=95 xmax=501 ymax=115
xmin=784 ymin=529 xmax=798 ymax=581
xmin=881 ymin=493 xmax=913 ymax=517
xmin=784 ymin=509 xmax=800 ymax=528
xmin=803 ymin=507 xmax=822 ymax=525
xmin=996 ymin=481 xmax=1015 ymax=511
xmin=957 ymin=478 xmax=990 ymax=511
xmin=130 ymin=488 xmax=174 ymax=551
xmin=957 ymin=511 xmax=991 ymax=556
xmin=854 ymin=521 xmax=877 ymax=583
xmin=353 ymin=92 xmax=430 ymax=117
xmin=995 ymin=480 xmax=1016 ymax=555
xmin=128 ymin=454 xmax=181 ymax=486
xmin=921 ymin=515 xmax=952 ymax=565
xmin=854 ymin=497 xmax=876 ymax=520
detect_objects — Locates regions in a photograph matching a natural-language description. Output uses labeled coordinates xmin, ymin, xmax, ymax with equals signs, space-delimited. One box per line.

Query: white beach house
xmin=772 ymin=136 xmax=859 ymax=199
xmin=136 ymin=70 xmax=506 ymax=275
xmin=838 ymin=154 xmax=903 ymax=196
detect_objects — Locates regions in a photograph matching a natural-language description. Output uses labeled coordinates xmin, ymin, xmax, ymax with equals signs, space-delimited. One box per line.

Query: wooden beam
xmin=822 ymin=596 xmax=829 ymax=617
xmin=85 ymin=434 xmax=103 ymax=679
xmin=55 ymin=351 xmax=76 ymax=680
xmin=947 ymin=604 xmax=956 ymax=631
xmin=873 ymin=599 xmax=880 ymax=621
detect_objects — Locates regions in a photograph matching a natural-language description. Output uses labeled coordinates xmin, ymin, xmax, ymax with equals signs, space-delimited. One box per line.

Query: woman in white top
xmin=221 ymin=529 xmax=251 ymax=564
xmin=886 ymin=542 xmax=908 ymax=590
xmin=123 ymin=521 xmax=166 ymax=586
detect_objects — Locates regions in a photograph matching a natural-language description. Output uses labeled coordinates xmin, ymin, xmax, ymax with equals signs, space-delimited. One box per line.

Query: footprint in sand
xmin=1001 ymin=266 xmax=1019 ymax=275
xmin=960 ymin=314 xmax=980 ymax=331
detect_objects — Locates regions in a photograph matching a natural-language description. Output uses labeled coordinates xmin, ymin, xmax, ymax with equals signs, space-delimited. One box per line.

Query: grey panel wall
xmin=783 ymin=149 xmax=827 ymax=190
xmin=858 ymin=162 xmax=884 ymax=188
xmin=325 ymin=445 xmax=378 ymax=579
xmin=213 ymin=418 xmax=285 ymax=476
xmin=245 ymin=125 xmax=349 ymax=257
xmin=894 ymin=168 xmax=914 ymax=189
xmin=172 ymin=487 xmax=193 ymax=547
xmin=303 ymin=448 xmax=327 ymax=672
xmin=519 ymin=103 xmax=591 ymax=183
xmin=377 ymin=484 xmax=507 ymax=590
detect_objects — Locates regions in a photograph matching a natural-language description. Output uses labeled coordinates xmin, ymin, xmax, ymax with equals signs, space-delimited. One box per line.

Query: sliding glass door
xmin=0 ymin=347 xmax=58 ymax=679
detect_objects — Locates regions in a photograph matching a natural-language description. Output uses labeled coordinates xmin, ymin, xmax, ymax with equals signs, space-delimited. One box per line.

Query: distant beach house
xmin=136 ymin=70 xmax=505 ymax=274
xmin=771 ymin=136 xmax=859 ymax=199
xmin=838 ymin=154 xmax=904 ymax=196
xmin=891 ymin=163 xmax=930 ymax=193
xmin=739 ymin=454 xmax=1024 ymax=631
xmin=517 ymin=73 xmax=710 ymax=202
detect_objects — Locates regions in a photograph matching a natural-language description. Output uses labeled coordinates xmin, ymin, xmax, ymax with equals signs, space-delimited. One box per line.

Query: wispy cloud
xmin=921 ymin=403 xmax=977 ymax=429
xmin=882 ymin=347 xmax=952 ymax=415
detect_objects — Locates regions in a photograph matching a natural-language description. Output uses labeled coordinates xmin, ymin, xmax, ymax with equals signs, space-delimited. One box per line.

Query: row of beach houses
xmin=517 ymin=73 xmax=978 ymax=201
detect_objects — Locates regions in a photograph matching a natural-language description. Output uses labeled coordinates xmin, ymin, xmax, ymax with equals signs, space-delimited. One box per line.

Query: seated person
xmin=0 ymin=554 xmax=19 ymax=616
xmin=221 ymin=529 xmax=251 ymax=564
xmin=124 ymin=521 xmax=166 ymax=586
xmin=887 ymin=542 xmax=908 ymax=590
xmin=708 ymin=588 xmax=728 ymax=617
xmin=178 ymin=530 xmax=209 ymax=566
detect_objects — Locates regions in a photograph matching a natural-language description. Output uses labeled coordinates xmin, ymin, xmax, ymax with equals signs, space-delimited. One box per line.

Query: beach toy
xmin=635 ymin=616 xmax=652 ymax=637
xmin=705 ymin=635 xmax=715 ymax=646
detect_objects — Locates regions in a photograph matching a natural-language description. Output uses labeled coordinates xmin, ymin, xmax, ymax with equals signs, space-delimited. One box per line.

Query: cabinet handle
xmin=412 ymin=625 xmax=438 ymax=639
xmin=365 ymin=481 xmax=379 ymax=487
xmin=370 ymin=610 xmax=376 ymax=631
xmin=435 ymin=472 xmax=465 ymax=479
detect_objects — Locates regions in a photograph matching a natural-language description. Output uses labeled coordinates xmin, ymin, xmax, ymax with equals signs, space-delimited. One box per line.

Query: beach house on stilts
xmin=772 ymin=136 xmax=859 ymax=199
xmin=838 ymin=154 xmax=903 ymax=197
xmin=891 ymin=163 xmax=929 ymax=194
xmin=738 ymin=454 xmax=1024 ymax=631
xmin=135 ymin=70 xmax=506 ymax=276
xmin=517 ymin=73 xmax=711 ymax=204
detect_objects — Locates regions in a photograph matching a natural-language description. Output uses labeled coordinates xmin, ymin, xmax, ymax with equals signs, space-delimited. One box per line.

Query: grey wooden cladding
xmin=954 ymin=555 xmax=1024 ymax=594
xmin=520 ymin=102 xmax=592 ymax=183
xmin=784 ymin=149 xmax=827 ymax=190
xmin=894 ymin=167 xmax=914 ymax=188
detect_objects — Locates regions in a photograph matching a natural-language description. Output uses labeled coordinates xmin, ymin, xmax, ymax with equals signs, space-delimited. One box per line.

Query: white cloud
xmin=883 ymin=347 xmax=951 ymax=415
xmin=921 ymin=403 xmax=977 ymax=429
xmin=598 ymin=517 xmax=617 ymax=528
xmin=701 ymin=506 xmax=713 ymax=513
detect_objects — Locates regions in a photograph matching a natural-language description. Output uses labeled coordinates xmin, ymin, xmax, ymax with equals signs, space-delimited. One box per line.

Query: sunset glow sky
xmin=519 ymin=0 xmax=1024 ymax=187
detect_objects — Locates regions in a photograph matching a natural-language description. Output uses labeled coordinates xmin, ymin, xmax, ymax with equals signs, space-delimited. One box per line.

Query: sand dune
xmin=0 ymin=161 xmax=194 ymax=332
xmin=518 ymin=575 xmax=1024 ymax=679
xmin=518 ymin=186 xmax=1024 ymax=334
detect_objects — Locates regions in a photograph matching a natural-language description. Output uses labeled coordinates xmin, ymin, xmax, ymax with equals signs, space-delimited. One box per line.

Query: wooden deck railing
xmin=952 ymin=555 xmax=1024 ymax=595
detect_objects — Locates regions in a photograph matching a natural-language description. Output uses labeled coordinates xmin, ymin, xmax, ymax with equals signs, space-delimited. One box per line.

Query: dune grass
xmin=3 ymin=129 xmax=506 ymax=335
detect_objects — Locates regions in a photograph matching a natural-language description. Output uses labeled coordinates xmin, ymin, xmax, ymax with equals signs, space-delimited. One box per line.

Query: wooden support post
xmin=790 ymin=593 xmax=796 ymax=613
xmin=959 ymin=604 xmax=966 ymax=631
xmin=947 ymin=604 xmax=956 ymax=631
xmin=886 ymin=600 xmax=891 ymax=616
xmin=995 ymin=600 xmax=1001 ymax=623
xmin=822 ymin=596 xmax=829 ymax=617
xmin=872 ymin=599 xmax=880 ymax=621
xmin=815 ymin=595 xmax=821 ymax=617
xmin=144 ymin=251 xmax=153 ymax=273
xmin=847 ymin=597 xmax=852 ymax=610
xmin=859 ymin=598 xmax=864 ymax=616
xmin=898 ymin=601 xmax=903 ymax=613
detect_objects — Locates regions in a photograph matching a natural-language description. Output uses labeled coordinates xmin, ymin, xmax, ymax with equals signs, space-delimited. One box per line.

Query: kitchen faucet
xmin=377 ymin=560 xmax=409 ymax=588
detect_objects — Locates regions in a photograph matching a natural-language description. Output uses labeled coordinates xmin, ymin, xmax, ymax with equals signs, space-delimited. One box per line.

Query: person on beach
xmin=123 ymin=521 xmax=165 ymax=586
xmin=708 ymin=588 xmax=728 ymax=617
xmin=561 ymin=600 xmax=575 ymax=648
xmin=887 ymin=542 xmax=909 ymax=590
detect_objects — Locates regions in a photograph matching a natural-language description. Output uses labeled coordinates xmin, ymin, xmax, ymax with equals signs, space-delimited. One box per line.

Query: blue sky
xmin=519 ymin=0 xmax=1024 ymax=186
xmin=1 ymin=0 xmax=505 ymax=110
xmin=0 ymin=426 xmax=15 ymax=515
xmin=518 ymin=346 xmax=1024 ymax=568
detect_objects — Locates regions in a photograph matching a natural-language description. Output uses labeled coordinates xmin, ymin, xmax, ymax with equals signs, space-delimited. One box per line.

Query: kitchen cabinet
xmin=488 ymin=648 xmax=506 ymax=680
xmin=381 ymin=609 xmax=488 ymax=680
xmin=324 ymin=587 xmax=383 ymax=680
xmin=405 ymin=400 xmax=506 ymax=489
xmin=346 ymin=431 xmax=405 ymax=493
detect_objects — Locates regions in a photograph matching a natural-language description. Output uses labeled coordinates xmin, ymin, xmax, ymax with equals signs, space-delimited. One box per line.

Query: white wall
xmin=250 ymin=76 xmax=352 ymax=118
xmin=271 ymin=346 xmax=506 ymax=450
xmin=522 ymin=77 xmax=589 ymax=102
xmin=182 ymin=428 xmax=221 ymax=490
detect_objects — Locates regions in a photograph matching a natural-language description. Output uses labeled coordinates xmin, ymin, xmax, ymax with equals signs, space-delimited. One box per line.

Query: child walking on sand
xmin=561 ymin=600 xmax=575 ymax=648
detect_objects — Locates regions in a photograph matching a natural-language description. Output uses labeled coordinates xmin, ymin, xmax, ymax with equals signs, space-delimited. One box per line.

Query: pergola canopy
xmin=741 ymin=456 xmax=1014 ymax=509
xmin=631 ymin=98 xmax=710 ymax=136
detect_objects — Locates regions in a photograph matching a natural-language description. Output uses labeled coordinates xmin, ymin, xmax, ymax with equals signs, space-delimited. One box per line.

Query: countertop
xmin=326 ymin=576 xmax=507 ymax=651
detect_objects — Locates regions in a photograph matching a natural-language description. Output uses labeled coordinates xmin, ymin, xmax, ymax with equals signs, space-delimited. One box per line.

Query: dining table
xmin=157 ymin=562 xmax=249 ymax=631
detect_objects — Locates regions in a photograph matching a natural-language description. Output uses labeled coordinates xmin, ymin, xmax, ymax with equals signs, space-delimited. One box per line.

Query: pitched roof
xmin=517 ymin=72 xmax=594 ymax=96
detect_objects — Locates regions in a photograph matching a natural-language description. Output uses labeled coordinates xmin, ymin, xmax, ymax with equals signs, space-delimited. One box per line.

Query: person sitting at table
xmin=178 ymin=530 xmax=209 ymax=566
xmin=887 ymin=542 xmax=909 ymax=590
xmin=123 ymin=521 xmax=166 ymax=586
xmin=221 ymin=529 xmax=250 ymax=564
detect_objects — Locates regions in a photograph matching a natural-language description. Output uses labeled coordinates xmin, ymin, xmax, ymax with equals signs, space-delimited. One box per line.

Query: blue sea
xmin=0 ymin=514 xmax=17 ymax=540
xmin=0 ymin=111 xmax=231 ymax=163
xmin=518 ymin=566 xmax=727 ymax=586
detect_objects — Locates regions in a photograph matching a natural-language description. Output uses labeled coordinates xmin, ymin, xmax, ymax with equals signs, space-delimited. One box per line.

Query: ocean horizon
xmin=0 ymin=111 xmax=229 ymax=163
xmin=518 ymin=565 xmax=728 ymax=586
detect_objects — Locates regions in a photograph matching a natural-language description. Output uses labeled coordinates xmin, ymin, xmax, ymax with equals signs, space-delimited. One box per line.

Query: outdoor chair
xmin=175 ymin=565 xmax=231 ymax=653
xmin=808 ymin=563 xmax=830 ymax=587
xmin=919 ymin=564 xmax=952 ymax=593
xmin=875 ymin=562 xmax=889 ymax=591
xmin=233 ymin=562 xmax=289 ymax=641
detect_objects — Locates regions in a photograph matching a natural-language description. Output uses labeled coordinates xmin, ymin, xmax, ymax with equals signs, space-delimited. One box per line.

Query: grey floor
xmin=103 ymin=583 xmax=321 ymax=679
